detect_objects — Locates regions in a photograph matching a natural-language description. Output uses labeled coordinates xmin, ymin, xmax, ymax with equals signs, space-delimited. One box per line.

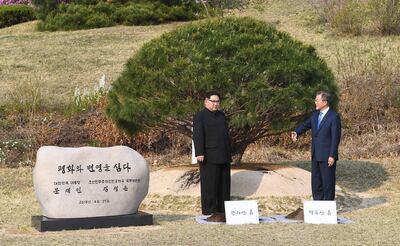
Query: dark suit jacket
xmin=193 ymin=108 xmax=232 ymax=164
xmin=295 ymin=109 xmax=341 ymax=162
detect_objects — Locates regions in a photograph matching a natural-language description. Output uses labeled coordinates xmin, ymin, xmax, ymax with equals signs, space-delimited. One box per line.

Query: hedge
xmin=0 ymin=4 xmax=35 ymax=28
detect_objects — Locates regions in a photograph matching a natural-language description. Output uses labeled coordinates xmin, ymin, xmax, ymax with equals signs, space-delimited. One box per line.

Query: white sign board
xmin=224 ymin=200 xmax=259 ymax=225
xmin=303 ymin=201 xmax=337 ymax=224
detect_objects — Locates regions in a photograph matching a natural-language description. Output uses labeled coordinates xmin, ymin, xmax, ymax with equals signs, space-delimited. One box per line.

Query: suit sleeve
xmin=295 ymin=114 xmax=312 ymax=136
xmin=330 ymin=113 xmax=341 ymax=159
xmin=193 ymin=113 xmax=204 ymax=157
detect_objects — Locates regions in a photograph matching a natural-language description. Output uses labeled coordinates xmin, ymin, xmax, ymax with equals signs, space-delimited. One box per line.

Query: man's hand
xmin=291 ymin=132 xmax=297 ymax=142
xmin=328 ymin=157 xmax=335 ymax=167
xmin=196 ymin=155 xmax=204 ymax=162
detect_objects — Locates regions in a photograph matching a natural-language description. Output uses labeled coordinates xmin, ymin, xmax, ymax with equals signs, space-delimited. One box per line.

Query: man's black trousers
xmin=311 ymin=160 xmax=336 ymax=200
xmin=199 ymin=162 xmax=231 ymax=215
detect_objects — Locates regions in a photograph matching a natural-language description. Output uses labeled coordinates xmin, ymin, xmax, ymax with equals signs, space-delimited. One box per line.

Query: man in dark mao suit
xmin=193 ymin=91 xmax=232 ymax=222
xmin=291 ymin=91 xmax=341 ymax=200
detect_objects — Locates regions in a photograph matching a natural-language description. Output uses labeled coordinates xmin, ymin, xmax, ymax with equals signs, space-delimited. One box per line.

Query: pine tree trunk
xmin=231 ymin=143 xmax=248 ymax=166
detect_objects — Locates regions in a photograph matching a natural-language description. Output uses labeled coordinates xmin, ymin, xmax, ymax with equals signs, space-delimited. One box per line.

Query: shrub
xmin=310 ymin=0 xmax=367 ymax=35
xmin=112 ymin=2 xmax=166 ymax=26
xmin=206 ymin=0 xmax=247 ymax=9
xmin=336 ymin=42 xmax=400 ymax=131
xmin=106 ymin=17 xmax=339 ymax=164
xmin=0 ymin=4 xmax=35 ymax=28
xmin=310 ymin=0 xmax=400 ymax=35
xmin=168 ymin=5 xmax=194 ymax=21
xmin=309 ymin=0 xmax=346 ymax=24
xmin=37 ymin=2 xmax=114 ymax=30
xmin=71 ymin=0 xmax=99 ymax=5
xmin=32 ymin=0 xmax=71 ymax=20
xmin=35 ymin=0 xmax=210 ymax=31
xmin=370 ymin=0 xmax=400 ymax=35
xmin=330 ymin=0 xmax=366 ymax=35
xmin=31 ymin=0 xmax=49 ymax=20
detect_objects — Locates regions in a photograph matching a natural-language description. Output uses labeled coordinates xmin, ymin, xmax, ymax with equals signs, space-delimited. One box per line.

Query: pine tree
xmin=107 ymin=17 xmax=339 ymax=164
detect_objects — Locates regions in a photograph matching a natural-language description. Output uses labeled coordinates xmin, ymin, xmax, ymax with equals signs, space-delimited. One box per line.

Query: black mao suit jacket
xmin=193 ymin=108 xmax=232 ymax=164
xmin=295 ymin=109 xmax=341 ymax=162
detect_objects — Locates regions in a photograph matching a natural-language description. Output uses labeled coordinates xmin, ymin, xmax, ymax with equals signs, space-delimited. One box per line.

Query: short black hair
xmin=204 ymin=91 xmax=221 ymax=100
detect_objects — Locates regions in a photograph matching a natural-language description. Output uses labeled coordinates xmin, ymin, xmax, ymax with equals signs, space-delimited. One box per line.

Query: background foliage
xmin=0 ymin=4 xmax=35 ymax=28
xmin=33 ymin=0 xmax=212 ymax=31
xmin=310 ymin=0 xmax=400 ymax=35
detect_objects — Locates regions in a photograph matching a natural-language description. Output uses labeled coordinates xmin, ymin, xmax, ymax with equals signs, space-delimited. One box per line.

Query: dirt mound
xmin=149 ymin=164 xmax=311 ymax=198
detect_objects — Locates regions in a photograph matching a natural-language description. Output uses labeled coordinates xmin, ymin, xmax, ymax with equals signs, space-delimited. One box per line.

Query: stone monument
xmin=32 ymin=146 xmax=153 ymax=231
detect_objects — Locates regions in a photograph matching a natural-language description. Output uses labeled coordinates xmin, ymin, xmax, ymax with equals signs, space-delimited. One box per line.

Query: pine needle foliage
xmin=107 ymin=17 xmax=339 ymax=164
xmin=33 ymin=0 xmax=211 ymax=31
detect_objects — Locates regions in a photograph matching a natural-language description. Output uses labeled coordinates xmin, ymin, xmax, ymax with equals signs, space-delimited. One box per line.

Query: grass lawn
xmin=0 ymin=21 xmax=181 ymax=108
xmin=1 ymin=158 xmax=400 ymax=245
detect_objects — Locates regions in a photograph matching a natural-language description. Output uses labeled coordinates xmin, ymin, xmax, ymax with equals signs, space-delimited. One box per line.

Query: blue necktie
xmin=317 ymin=112 xmax=323 ymax=129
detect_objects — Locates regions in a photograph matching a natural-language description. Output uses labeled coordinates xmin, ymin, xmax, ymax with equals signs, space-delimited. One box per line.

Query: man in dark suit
xmin=291 ymin=91 xmax=341 ymax=200
xmin=193 ymin=91 xmax=232 ymax=222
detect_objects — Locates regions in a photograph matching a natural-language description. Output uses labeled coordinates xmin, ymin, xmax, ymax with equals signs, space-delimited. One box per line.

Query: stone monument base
xmin=32 ymin=212 xmax=153 ymax=232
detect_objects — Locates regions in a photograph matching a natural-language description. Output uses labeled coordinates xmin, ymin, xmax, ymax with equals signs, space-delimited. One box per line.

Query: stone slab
xmin=33 ymin=146 xmax=149 ymax=218
xmin=31 ymin=212 xmax=153 ymax=232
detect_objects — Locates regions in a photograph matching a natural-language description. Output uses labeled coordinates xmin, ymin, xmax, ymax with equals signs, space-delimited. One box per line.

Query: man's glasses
xmin=208 ymin=99 xmax=220 ymax=104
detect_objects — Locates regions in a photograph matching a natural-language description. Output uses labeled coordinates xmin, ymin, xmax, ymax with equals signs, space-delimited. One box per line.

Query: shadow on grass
xmin=282 ymin=160 xmax=389 ymax=212
xmin=336 ymin=193 xmax=387 ymax=213
xmin=282 ymin=160 xmax=388 ymax=193
xmin=231 ymin=170 xmax=264 ymax=197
